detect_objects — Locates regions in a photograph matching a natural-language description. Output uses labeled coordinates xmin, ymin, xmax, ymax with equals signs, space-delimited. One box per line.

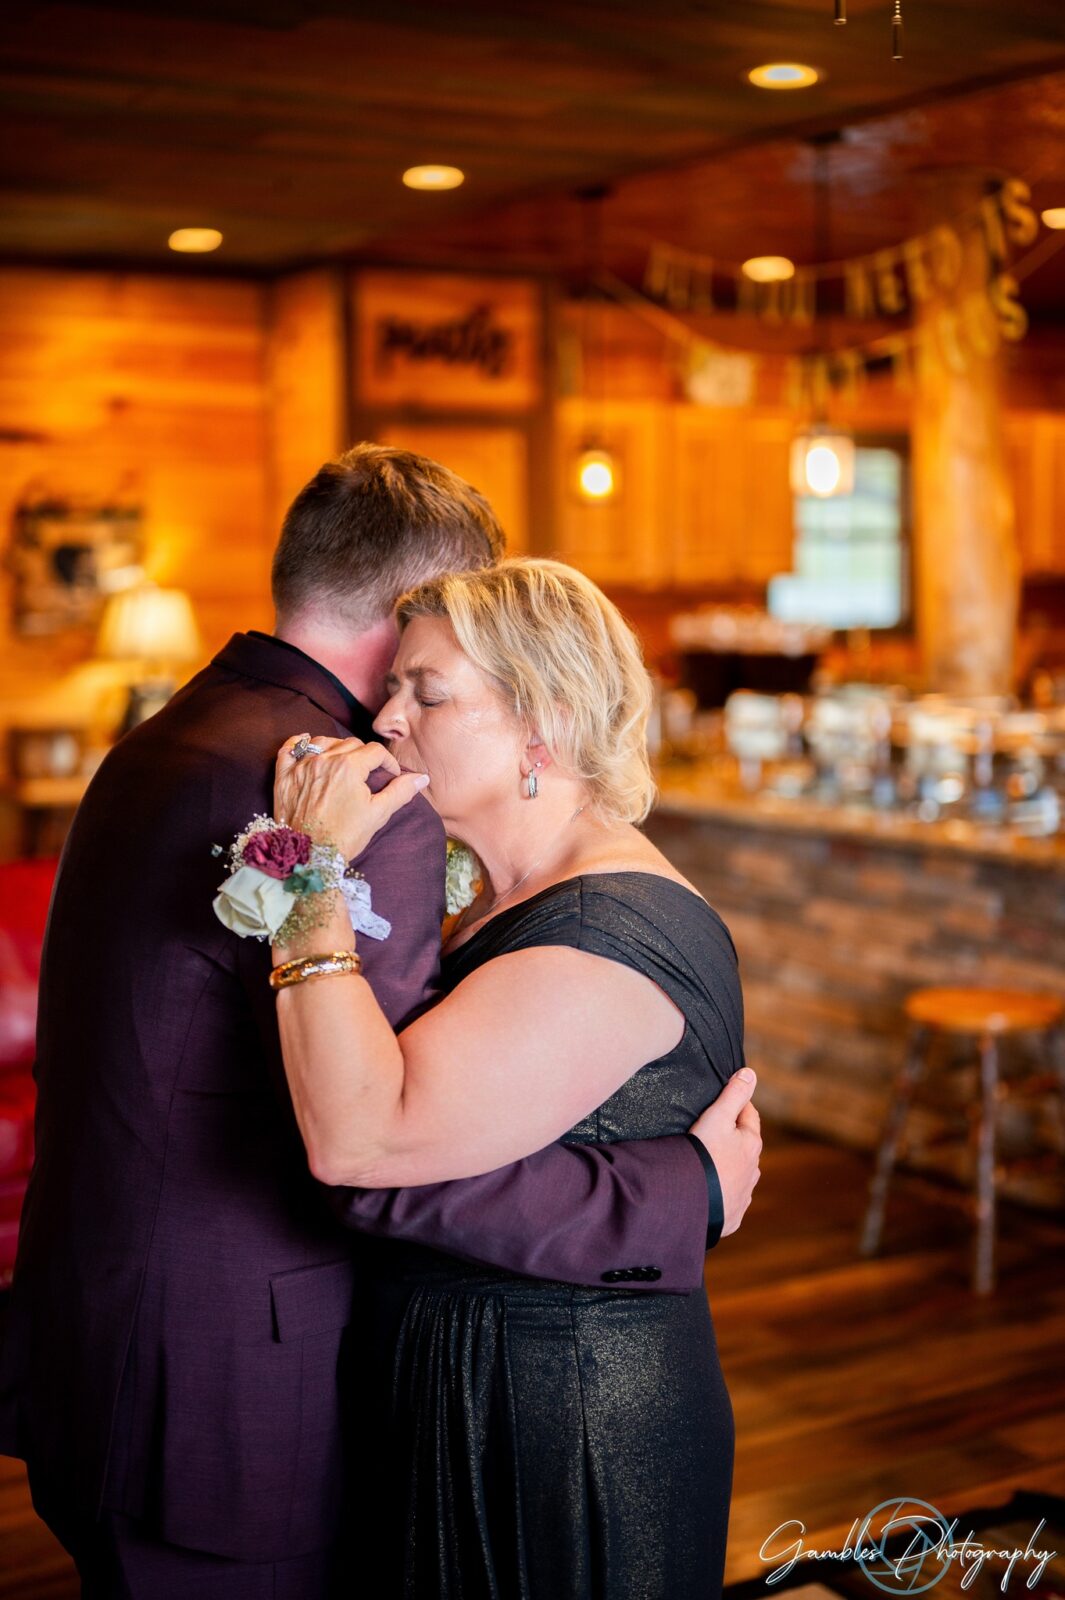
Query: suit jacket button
xmin=601 ymin=1269 xmax=623 ymax=1283
xmin=643 ymin=1267 xmax=662 ymax=1281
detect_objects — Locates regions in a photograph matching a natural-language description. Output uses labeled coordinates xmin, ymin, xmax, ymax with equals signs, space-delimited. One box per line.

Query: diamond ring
xmin=290 ymin=737 xmax=324 ymax=761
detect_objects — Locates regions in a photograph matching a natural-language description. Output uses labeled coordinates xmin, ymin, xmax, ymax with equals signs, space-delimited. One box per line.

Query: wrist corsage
xmin=212 ymin=814 xmax=391 ymax=946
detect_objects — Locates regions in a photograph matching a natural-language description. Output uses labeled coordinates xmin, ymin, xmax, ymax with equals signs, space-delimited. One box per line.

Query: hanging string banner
xmin=642 ymin=177 xmax=1038 ymax=329
xmin=630 ymin=178 xmax=1061 ymax=404
xmin=603 ymin=212 xmax=1065 ymax=408
xmin=784 ymin=226 xmax=1063 ymax=410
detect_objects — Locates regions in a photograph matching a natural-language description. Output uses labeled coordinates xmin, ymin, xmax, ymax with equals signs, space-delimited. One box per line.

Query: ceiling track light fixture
xmin=830 ymin=0 xmax=906 ymax=59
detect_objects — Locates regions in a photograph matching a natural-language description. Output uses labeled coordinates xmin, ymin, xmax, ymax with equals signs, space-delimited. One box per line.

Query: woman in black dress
xmin=270 ymin=559 xmax=756 ymax=1599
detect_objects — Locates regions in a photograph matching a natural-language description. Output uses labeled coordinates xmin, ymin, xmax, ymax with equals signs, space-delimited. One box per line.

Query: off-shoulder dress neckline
xmin=442 ymin=869 xmax=711 ymax=961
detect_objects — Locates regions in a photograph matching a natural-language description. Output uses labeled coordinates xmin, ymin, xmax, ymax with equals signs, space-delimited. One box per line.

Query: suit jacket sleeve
xmin=329 ymin=1135 xmax=711 ymax=1292
xmin=344 ymin=783 xmax=446 ymax=1027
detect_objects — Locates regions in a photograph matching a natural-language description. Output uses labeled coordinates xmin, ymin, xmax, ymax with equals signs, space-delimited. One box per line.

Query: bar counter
xmin=646 ymin=765 xmax=1065 ymax=1213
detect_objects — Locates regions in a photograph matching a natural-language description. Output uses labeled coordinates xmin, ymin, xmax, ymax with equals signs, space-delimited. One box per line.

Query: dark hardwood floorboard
xmin=1 ymin=1123 xmax=1062 ymax=1595
xmin=713 ymin=1126 xmax=1065 ymax=1583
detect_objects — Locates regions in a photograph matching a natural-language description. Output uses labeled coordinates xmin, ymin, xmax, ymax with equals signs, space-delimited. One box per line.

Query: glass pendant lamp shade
xmin=575 ymin=444 xmax=618 ymax=502
xmin=789 ymin=138 xmax=855 ymax=502
xmin=790 ymin=427 xmax=855 ymax=498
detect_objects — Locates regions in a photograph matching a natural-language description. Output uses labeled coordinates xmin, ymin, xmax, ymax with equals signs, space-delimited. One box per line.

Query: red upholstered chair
xmin=0 ymin=858 xmax=58 ymax=1287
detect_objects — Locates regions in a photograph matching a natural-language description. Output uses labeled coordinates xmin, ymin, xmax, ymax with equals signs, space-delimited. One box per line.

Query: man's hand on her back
xmin=689 ymin=1068 xmax=762 ymax=1238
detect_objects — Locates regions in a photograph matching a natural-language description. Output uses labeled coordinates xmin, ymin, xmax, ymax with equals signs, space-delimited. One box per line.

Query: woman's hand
xmin=688 ymin=1069 xmax=762 ymax=1238
xmin=273 ymin=734 xmax=430 ymax=861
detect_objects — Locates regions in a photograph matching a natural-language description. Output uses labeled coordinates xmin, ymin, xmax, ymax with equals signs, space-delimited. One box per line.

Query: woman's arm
xmin=276 ymin=893 xmax=684 ymax=1185
xmin=270 ymin=733 xmax=687 ymax=1186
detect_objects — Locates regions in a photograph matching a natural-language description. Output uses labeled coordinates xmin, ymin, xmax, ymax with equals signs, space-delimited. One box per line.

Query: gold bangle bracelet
xmin=269 ymin=949 xmax=362 ymax=990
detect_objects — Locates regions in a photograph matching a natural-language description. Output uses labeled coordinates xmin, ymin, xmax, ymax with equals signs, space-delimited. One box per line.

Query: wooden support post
xmin=911 ymin=180 xmax=1021 ymax=696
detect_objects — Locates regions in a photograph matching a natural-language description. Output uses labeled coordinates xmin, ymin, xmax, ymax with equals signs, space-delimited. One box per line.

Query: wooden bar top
xmin=653 ymin=761 xmax=1065 ymax=872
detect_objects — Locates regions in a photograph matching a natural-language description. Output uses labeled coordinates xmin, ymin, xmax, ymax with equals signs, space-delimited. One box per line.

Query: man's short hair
xmin=271 ymin=443 xmax=506 ymax=630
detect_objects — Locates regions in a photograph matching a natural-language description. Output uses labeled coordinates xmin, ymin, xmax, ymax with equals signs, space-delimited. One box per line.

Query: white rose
xmin=213 ymin=865 xmax=293 ymax=939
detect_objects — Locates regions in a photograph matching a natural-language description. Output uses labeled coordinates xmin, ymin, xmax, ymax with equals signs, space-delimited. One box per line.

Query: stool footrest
xmin=1000 ymin=1073 xmax=1065 ymax=1100
xmin=996 ymin=1150 xmax=1065 ymax=1178
xmin=905 ymin=1122 xmax=969 ymax=1153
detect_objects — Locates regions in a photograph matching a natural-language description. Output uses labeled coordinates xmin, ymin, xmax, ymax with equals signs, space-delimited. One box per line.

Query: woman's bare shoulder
xmin=567 ymin=827 xmax=704 ymax=902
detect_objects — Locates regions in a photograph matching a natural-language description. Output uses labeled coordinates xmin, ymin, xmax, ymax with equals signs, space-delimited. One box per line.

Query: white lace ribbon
xmin=339 ymin=872 xmax=392 ymax=941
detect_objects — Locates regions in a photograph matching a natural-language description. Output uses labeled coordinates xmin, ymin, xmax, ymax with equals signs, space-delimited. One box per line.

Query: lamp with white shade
xmin=96 ymin=584 xmax=201 ymax=731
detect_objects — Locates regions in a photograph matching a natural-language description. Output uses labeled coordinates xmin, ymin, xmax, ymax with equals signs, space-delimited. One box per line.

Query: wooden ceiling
xmin=385 ymin=68 xmax=1065 ymax=316
xmin=2 ymin=0 xmax=1065 ymax=305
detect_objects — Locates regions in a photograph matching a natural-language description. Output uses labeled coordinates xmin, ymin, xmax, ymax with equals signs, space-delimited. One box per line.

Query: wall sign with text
xmin=353 ymin=272 xmax=542 ymax=411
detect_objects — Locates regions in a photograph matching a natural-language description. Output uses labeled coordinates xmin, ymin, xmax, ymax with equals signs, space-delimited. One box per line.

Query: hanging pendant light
xmin=572 ymin=187 xmax=619 ymax=504
xmin=790 ymin=427 xmax=855 ymax=497
xmin=791 ymin=133 xmax=853 ymax=500
xmin=575 ymin=444 xmax=619 ymax=501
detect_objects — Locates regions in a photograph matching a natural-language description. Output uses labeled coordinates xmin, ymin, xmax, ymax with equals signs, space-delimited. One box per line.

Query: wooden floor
xmin=2 ymin=1124 xmax=1064 ymax=1596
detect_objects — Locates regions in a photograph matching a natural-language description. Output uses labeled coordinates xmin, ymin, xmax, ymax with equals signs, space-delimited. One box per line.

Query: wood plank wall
xmin=3 ymin=266 xmax=1065 ymax=733
xmin=0 ymin=269 xmax=274 ymax=716
xmin=266 ymin=269 xmax=346 ymax=536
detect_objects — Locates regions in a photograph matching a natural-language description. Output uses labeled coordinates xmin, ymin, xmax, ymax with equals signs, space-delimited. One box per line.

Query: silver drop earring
xmin=527 ymin=760 xmax=542 ymax=799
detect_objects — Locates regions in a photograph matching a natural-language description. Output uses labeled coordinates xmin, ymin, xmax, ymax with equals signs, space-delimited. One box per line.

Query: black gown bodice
xmin=440 ymin=870 xmax=746 ymax=1143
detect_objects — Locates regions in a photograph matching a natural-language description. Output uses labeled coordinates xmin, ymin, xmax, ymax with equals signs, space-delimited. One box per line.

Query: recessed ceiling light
xmin=742 ymin=256 xmax=796 ymax=282
xmin=747 ymin=62 xmax=820 ymax=89
xmin=1041 ymin=207 xmax=1065 ymax=230
xmin=168 ymin=227 xmax=223 ymax=253
xmin=402 ymin=165 xmax=465 ymax=191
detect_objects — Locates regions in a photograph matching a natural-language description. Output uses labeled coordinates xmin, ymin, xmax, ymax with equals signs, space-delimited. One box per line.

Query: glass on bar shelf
xmin=723 ymin=691 xmax=792 ymax=793
xmin=895 ymin=697 xmax=1006 ymax=824
xmin=651 ymin=685 xmax=703 ymax=764
xmin=805 ymin=685 xmax=901 ymax=805
xmin=999 ymin=711 xmax=1062 ymax=835
xmin=668 ymin=676 xmax=1063 ymax=840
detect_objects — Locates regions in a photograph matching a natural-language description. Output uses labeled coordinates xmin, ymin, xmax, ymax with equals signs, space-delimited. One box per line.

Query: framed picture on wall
xmin=6 ymin=489 xmax=145 ymax=637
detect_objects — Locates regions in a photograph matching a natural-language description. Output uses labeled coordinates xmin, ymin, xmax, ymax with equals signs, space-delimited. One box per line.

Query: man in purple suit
xmin=0 ymin=444 xmax=760 ymax=1597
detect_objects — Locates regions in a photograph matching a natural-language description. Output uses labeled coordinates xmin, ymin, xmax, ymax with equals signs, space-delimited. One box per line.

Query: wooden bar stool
xmin=859 ymin=986 xmax=1065 ymax=1294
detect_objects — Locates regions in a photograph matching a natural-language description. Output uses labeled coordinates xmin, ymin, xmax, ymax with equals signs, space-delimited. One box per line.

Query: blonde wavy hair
xmin=396 ymin=558 xmax=657 ymax=824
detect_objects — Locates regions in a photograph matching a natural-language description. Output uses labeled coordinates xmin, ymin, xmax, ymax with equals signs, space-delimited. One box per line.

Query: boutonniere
xmin=445 ymin=839 xmax=481 ymax=916
xmin=211 ymin=814 xmax=392 ymax=946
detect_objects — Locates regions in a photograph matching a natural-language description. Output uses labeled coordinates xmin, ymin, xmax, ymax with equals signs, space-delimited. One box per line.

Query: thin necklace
xmin=456 ymin=804 xmax=587 ymax=933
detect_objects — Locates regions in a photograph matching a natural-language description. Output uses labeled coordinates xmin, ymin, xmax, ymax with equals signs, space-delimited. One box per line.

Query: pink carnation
xmin=242 ymin=827 xmax=312 ymax=879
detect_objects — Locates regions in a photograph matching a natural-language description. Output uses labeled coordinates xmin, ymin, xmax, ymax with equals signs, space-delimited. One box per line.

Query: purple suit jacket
xmin=0 ymin=632 xmax=709 ymax=1563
